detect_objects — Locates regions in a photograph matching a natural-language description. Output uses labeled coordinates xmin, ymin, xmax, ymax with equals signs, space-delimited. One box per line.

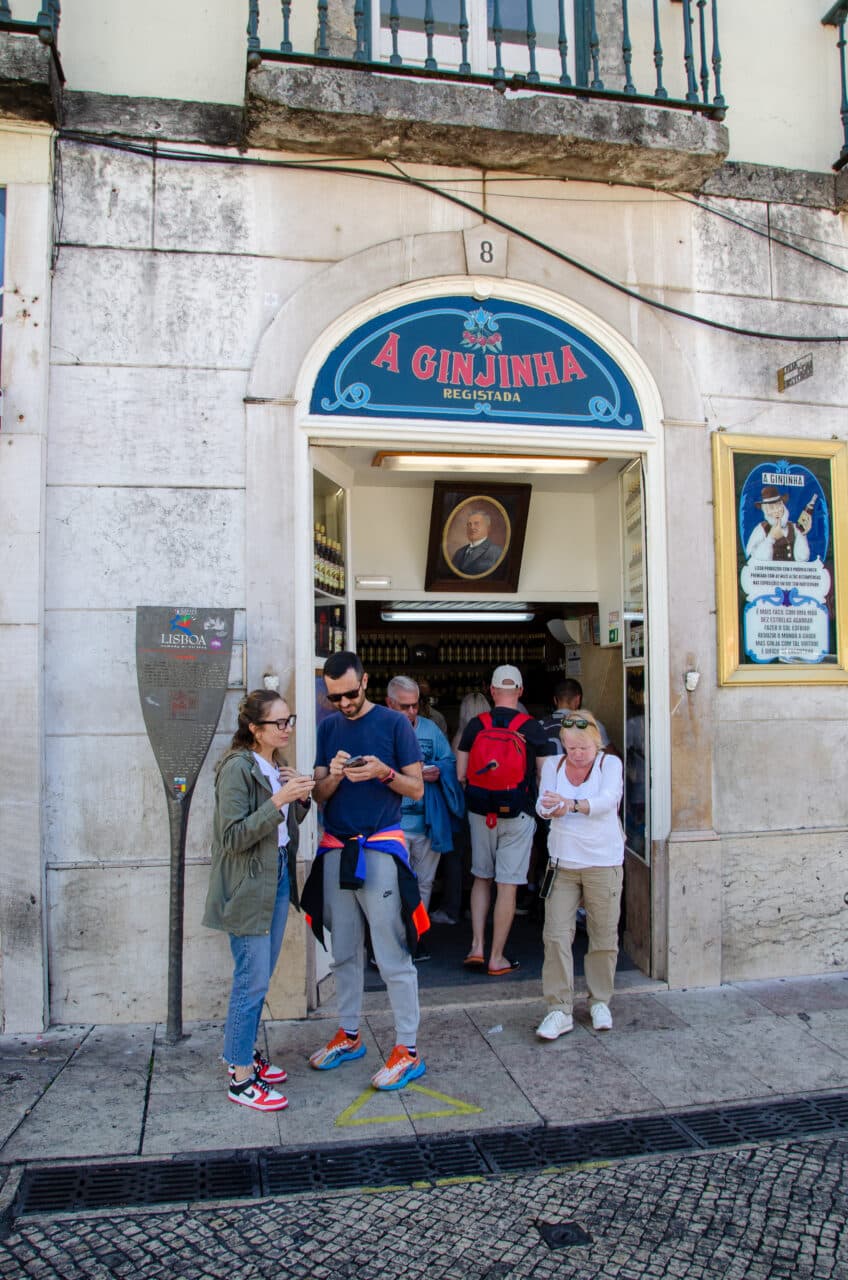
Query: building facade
xmin=1 ymin=0 xmax=847 ymax=1032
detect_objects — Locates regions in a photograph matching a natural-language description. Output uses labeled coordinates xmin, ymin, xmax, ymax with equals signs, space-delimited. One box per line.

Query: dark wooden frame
xmin=424 ymin=481 xmax=532 ymax=592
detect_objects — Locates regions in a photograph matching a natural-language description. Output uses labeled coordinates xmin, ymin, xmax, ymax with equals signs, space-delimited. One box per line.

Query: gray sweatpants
xmin=321 ymin=847 xmax=420 ymax=1044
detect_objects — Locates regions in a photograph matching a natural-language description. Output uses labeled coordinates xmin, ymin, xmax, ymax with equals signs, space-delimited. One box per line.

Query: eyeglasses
xmin=257 ymin=715 xmax=297 ymax=730
xmin=325 ymin=683 xmax=363 ymax=704
xmin=394 ymin=700 xmax=419 ymax=711
xmin=561 ymin=717 xmax=592 ymax=730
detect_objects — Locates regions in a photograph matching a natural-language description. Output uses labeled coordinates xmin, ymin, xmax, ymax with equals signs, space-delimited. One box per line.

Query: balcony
xmin=824 ymin=2 xmax=848 ymax=171
xmin=245 ymin=0 xmax=728 ymax=190
xmin=0 ymin=2 xmax=63 ymax=125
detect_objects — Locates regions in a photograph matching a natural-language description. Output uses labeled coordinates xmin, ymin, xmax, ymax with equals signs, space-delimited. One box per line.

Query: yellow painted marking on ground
xmin=434 ymin=1175 xmax=488 ymax=1187
xmin=404 ymin=1084 xmax=483 ymax=1120
xmin=541 ymin=1159 xmax=612 ymax=1176
xmin=335 ymin=1083 xmax=483 ymax=1127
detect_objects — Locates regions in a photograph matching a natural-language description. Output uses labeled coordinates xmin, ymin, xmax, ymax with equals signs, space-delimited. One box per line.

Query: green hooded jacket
xmin=202 ymin=749 xmax=309 ymax=937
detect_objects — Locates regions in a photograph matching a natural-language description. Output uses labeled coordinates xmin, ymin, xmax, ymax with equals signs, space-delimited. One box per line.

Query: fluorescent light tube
xmin=381 ymin=610 xmax=535 ymax=623
xmin=373 ymin=453 xmax=600 ymax=474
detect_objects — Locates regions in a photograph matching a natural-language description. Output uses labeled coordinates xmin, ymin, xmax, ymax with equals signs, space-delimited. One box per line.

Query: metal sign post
xmin=136 ymin=607 xmax=235 ymax=1043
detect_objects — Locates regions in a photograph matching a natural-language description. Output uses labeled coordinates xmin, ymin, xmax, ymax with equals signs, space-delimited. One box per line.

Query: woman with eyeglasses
xmin=533 ymin=711 xmax=624 ymax=1041
xmin=203 ymin=690 xmax=315 ymax=1111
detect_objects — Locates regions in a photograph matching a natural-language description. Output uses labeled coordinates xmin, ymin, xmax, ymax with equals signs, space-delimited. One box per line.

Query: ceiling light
xmin=381 ymin=609 xmax=535 ymax=623
xmin=372 ymin=452 xmax=601 ymax=474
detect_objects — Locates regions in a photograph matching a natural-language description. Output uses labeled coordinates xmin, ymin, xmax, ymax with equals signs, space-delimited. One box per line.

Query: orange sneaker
xmin=370 ymin=1045 xmax=426 ymax=1091
xmin=309 ymin=1028 xmax=366 ymax=1070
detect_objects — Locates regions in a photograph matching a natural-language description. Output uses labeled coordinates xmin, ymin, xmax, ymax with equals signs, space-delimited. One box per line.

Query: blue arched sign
xmin=310 ymin=295 xmax=643 ymax=430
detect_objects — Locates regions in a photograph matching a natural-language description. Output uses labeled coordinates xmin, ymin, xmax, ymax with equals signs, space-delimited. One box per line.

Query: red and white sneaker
xmin=228 ymin=1073 xmax=288 ymax=1112
xmin=228 ymin=1050 xmax=287 ymax=1085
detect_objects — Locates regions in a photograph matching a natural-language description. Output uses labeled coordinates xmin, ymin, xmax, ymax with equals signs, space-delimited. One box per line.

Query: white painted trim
xmin=293 ymin=275 xmax=672 ymax=846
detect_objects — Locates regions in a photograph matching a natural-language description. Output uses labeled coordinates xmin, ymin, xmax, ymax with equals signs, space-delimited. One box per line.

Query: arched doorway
xmin=246 ymin=245 xmax=672 ymax=1013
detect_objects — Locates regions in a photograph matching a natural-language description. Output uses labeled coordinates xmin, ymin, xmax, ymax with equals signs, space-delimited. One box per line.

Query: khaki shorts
xmin=468 ymin=810 xmax=536 ymax=885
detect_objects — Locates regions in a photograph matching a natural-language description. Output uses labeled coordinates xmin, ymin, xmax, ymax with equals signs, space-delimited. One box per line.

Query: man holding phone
xmin=302 ymin=651 xmax=427 ymax=1091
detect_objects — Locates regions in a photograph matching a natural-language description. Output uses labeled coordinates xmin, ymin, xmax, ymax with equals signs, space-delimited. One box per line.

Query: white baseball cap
xmin=491 ymin=664 xmax=523 ymax=689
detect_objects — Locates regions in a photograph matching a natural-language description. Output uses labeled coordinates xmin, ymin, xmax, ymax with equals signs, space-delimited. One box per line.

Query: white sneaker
xmin=590 ymin=1002 xmax=613 ymax=1031
xmin=536 ymin=1009 xmax=574 ymax=1040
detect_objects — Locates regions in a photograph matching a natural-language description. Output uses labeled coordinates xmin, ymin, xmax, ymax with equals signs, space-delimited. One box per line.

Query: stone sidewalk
xmin=2 ymin=972 xmax=848 ymax=1167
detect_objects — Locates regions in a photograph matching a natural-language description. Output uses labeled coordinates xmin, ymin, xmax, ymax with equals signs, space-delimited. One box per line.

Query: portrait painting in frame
xmin=712 ymin=433 xmax=848 ymax=685
xmin=425 ymin=481 xmax=532 ymax=593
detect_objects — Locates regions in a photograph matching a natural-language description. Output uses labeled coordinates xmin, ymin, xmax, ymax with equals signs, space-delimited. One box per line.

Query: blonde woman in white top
xmin=534 ymin=711 xmax=623 ymax=1040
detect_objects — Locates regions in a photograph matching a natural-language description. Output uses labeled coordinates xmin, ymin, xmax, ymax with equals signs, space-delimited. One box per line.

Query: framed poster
xmin=712 ymin=433 xmax=848 ymax=685
xmin=424 ymin=481 xmax=531 ymax=592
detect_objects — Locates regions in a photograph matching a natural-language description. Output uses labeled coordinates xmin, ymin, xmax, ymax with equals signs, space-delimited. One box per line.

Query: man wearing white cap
xmin=455 ymin=665 xmax=555 ymax=976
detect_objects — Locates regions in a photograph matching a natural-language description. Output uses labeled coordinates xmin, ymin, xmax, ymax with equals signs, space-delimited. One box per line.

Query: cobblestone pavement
xmin=1 ymin=1134 xmax=846 ymax=1279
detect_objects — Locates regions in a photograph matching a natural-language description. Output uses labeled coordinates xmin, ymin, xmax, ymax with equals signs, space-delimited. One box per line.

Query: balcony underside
xmin=0 ymin=32 xmax=62 ymax=126
xmin=246 ymin=62 xmax=728 ymax=191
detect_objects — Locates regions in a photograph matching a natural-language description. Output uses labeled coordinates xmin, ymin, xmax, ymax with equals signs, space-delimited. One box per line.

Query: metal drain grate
xmin=674 ymin=1097 xmax=830 ymax=1149
xmin=16 ymin=1154 xmax=259 ymax=1216
xmin=12 ymin=1090 xmax=848 ymax=1219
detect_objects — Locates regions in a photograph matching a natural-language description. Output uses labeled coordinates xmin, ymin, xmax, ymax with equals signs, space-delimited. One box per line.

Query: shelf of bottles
xmin=358 ymin=629 xmax=550 ymax=706
xmin=313 ymin=525 xmax=345 ymax=599
xmin=315 ymin=602 xmax=346 ymax=659
xmin=313 ymin=471 xmax=348 ymax=660
xmin=621 ymin=460 xmax=645 ymax=618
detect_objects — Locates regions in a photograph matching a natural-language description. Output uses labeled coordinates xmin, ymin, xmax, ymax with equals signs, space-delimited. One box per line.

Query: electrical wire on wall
xmin=56 ymin=129 xmax=848 ymax=345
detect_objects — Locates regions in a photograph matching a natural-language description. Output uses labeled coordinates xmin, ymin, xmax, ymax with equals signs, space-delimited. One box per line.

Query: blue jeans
xmin=223 ymin=853 xmax=290 ymax=1068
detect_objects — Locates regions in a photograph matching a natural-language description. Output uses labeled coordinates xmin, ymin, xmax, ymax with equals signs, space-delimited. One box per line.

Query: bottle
xmin=332 ymin=607 xmax=344 ymax=652
xmin=317 ymin=608 xmax=329 ymax=655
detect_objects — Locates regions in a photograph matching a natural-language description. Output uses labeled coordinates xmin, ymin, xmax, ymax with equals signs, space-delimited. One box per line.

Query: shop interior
xmin=311 ymin=445 xmax=648 ymax=997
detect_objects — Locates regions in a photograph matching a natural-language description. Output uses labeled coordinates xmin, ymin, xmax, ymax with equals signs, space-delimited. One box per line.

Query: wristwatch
xmin=572 ymin=799 xmax=579 ymax=813
xmin=381 ymin=768 xmax=396 ymax=786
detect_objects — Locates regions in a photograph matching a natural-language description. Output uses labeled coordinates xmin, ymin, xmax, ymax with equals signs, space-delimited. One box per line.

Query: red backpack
xmin=466 ymin=711 xmax=532 ymax=818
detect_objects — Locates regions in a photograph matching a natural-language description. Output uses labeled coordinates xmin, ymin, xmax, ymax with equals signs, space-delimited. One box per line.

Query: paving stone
xmin=3 ymin=1135 xmax=845 ymax=1278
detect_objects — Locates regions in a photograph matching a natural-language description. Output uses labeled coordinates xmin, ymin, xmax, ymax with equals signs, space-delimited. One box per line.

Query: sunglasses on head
xmin=561 ymin=716 xmax=592 ymax=730
xmin=326 ymin=682 xmax=363 ymax=704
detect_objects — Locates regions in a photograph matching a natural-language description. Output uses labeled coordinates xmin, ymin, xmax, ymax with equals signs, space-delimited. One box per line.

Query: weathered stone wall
xmin=26 ymin=128 xmax=848 ymax=1026
xmin=0 ymin=123 xmax=54 ymax=1033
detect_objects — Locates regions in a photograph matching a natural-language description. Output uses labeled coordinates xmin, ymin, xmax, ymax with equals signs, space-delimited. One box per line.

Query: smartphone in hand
xmin=343 ymin=755 xmax=367 ymax=769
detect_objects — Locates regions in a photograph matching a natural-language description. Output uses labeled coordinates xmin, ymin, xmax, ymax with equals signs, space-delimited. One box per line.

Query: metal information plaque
xmin=777 ymin=353 xmax=813 ymax=393
xmin=136 ymin=606 xmax=235 ymax=1041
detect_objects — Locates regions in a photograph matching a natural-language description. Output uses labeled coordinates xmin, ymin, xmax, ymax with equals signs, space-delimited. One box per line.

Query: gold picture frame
xmin=712 ymin=432 xmax=848 ymax=685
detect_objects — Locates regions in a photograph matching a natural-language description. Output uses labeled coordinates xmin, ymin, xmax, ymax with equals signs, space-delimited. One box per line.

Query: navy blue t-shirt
xmin=315 ymin=703 xmax=422 ymax=838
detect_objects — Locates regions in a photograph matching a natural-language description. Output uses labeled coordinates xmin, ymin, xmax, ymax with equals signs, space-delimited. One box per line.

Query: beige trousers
xmin=541 ymin=864 xmax=623 ymax=1014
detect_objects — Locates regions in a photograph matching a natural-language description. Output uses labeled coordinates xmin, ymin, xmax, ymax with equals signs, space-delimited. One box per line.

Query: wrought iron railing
xmin=0 ymin=1 xmax=61 ymax=44
xmin=248 ymin=0 xmax=725 ymax=118
xmin=824 ymin=2 xmax=848 ymax=170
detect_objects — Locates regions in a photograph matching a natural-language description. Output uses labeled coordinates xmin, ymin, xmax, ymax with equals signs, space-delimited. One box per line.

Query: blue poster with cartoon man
xmin=736 ymin=456 xmax=834 ymax=664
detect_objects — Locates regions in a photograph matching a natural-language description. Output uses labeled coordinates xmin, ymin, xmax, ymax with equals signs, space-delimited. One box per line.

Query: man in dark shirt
xmin=304 ymin=651 xmax=426 ymax=1091
xmin=456 ymin=665 xmax=554 ymax=976
xmin=538 ymin=677 xmax=610 ymax=756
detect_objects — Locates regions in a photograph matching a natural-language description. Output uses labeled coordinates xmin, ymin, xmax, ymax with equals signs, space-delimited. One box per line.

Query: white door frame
xmin=291 ymin=277 xmax=671 ymax=854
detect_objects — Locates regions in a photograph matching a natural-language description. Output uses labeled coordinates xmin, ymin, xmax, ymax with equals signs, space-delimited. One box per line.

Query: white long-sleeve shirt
xmin=536 ymin=751 xmax=624 ymax=868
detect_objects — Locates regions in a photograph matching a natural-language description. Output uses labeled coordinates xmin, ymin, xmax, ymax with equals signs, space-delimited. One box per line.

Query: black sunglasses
xmin=561 ymin=716 xmax=592 ymax=730
xmin=325 ymin=683 xmax=363 ymax=704
xmin=257 ymin=715 xmax=297 ymax=730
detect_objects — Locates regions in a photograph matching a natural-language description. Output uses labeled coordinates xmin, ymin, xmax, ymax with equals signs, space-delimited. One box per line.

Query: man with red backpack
xmin=455 ymin=665 xmax=555 ymax=976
